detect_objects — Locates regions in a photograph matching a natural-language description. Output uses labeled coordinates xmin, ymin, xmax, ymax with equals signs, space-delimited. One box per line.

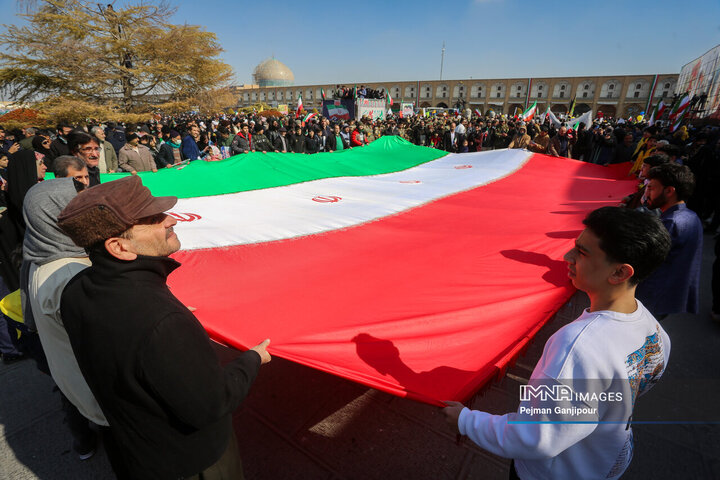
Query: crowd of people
xmin=0 ymin=107 xmax=718 ymax=479
xmin=0 ymin=110 xmax=713 ymax=167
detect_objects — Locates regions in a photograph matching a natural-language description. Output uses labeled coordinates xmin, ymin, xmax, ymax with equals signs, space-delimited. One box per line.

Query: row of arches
xmin=242 ymin=77 xmax=678 ymax=104
xmin=416 ymin=102 xmax=647 ymax=119
xmin=386 ymin=78 xmax=674 ymax=101
xmin=232 ymin=78 xmax=675 ymax=103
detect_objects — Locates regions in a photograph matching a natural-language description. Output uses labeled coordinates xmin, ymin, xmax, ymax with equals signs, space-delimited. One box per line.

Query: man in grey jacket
xmin=118 ymin=133 xmax=157 ymax=174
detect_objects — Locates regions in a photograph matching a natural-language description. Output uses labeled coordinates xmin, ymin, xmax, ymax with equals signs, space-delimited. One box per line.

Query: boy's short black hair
xmin=583 ymin=207 xmax=671 ymax=286
xmin=642 ymin=154 xmax=669 ymax=168
xmin=647 ymin=163 xmax=695 ymax=202
xmin=656 ymin=144 xmax=683 ymax=158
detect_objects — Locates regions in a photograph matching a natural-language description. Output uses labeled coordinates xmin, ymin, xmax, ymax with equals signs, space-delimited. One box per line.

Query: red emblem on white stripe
xmin=312 ymin=196 xmax=342 ymax=203
xmin=168 ymin=212 xmax=202 ymax=222
xmin=455 ymin=165 xmax=473 ymax=169
xmin=399 ymin=180 xmax=422 ymax=184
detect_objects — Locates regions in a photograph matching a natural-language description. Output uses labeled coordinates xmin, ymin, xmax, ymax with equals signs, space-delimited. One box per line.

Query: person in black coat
xmin=105 ymin=122 xmax=127 ymax=156
xmin=6 ymin=150 xmax=45 ymax=235
xmin=57 ymin=176 xmax=272 ymax=480
xmin=1 ymin=150 xmax=45 ymax=290
xmin=273 ymin=127 xmax=290 ymax=152
xmin=47 ymin=124 xmax=73 ymax=173
xmin=31 ymin=134 xmax=53 ymax=167
xmin=325 ymin=124 xmax=350 ymax=151
xmin=252 ymin=125 xmax=273 ymax=153
xmin=442 ymin=124 xmax=460 ymax=153
xmin=289 ymin=127 xmax=306 ymax=153
xmin=266 ymin=120 xmax=280 ymax=146
xmin=412 ymin=121 xmax=429 ymax=146
xmin=156 ymin=131 xmax=184 ymax=168
xmin=572 ymin=123 xmax=593 ymax=161
xmin=305 ymin=129 xmax=322 ymax=154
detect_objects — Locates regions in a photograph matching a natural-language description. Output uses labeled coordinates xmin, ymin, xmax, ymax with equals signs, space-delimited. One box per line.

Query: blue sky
xmin=2 ymin=0 xmax=720 ymax=86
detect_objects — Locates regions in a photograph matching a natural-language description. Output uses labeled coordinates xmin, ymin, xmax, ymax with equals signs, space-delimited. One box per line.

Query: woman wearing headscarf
xmin=31 ymin=134 xmax=53 ymax=167
xmin=6 ymin=149 xmax=46 ymax=231
xmin=8 ymin=150 xmax=48 ymax=350
xmin=0 ymin=150 xmax=45 ymax=290
xmin=0 ymin=154 xmax=8 ymax=209
xmin=0 ymin=154 xmax=8 ymax=183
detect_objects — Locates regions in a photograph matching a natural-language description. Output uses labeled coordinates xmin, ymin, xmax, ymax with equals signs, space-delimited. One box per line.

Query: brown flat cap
xmin=57 ymin=175 xmax=177 ymax=248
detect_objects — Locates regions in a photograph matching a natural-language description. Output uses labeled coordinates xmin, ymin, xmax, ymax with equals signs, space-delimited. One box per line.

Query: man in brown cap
xmin=57 ymin=175 xmax=271 ymax=479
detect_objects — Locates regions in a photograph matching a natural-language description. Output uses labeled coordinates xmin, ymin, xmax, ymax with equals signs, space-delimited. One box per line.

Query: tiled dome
xmin=252 ymin=58 xmax=294 ymax=87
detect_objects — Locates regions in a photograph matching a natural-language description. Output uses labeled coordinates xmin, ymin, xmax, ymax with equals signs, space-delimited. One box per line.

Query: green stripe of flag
xmin=98 ymin=137 xmax=447 ymax=199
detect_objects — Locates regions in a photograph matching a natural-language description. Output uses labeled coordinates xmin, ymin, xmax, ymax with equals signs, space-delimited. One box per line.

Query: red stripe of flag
xmin=169 ymin=155 xmax=635 ymax=404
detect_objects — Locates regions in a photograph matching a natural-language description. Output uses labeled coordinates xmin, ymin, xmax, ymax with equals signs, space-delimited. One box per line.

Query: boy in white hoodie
xmin=442 ymin=206 xmax=672 ymax=480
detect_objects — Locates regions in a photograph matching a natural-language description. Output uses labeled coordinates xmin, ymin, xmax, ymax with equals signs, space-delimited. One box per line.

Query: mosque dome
xmin=252 ymin=57 xmax=295 ymax=87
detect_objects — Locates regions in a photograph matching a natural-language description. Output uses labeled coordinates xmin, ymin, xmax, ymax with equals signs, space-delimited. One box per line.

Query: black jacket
xmin=253 ymin=133 xmax=273 ymax=152
xmin=48 ymin=136 xmax=70 ymax=172
xmin=442 ymin=130 xmax=462 ymax=152
xmin=305 ymin=135 xmax=322 ymax=154
xmin=61 ymin=251 xmax=261 ymax=480
xmin=412 ymin=126 xmax=429 ymax=146
xmin=266 ymin=128 xmax=280 ymax=146
xmin=156 ymin=142 xmax=183 ymax=168
xmin=273 ymin=135 xmax=290 ymax=152
xmin=325 ymin=133 xmax=350 ymax=152
xmin=289 ymin=133 xmax=306 ymax=153
xmin=87 ymin=165 xmax=101 ymax=187
xmin=107 ymin=127 xmax=127 ymax=155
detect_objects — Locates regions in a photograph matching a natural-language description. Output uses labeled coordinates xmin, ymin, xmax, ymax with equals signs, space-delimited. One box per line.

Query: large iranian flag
xmin=102 ymin=138 xmax=634 ymax=405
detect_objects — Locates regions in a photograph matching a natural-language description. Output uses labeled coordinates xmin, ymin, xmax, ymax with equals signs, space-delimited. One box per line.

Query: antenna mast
xmin=440 ymin=41 xmax=446 ymax=80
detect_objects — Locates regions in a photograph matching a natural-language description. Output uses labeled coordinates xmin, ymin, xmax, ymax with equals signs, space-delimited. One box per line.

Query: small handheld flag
xmin=296 ymin=93 xmax=303 ymax=119
xmin=521 ymin=102 xmax=537 ymax=122
xmin=302 ymin=112 xmax=316 ymax=126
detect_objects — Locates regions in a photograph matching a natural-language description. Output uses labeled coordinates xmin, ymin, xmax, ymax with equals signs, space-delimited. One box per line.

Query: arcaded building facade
xmin=233 ymin=64 xmax=678 ymax=119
